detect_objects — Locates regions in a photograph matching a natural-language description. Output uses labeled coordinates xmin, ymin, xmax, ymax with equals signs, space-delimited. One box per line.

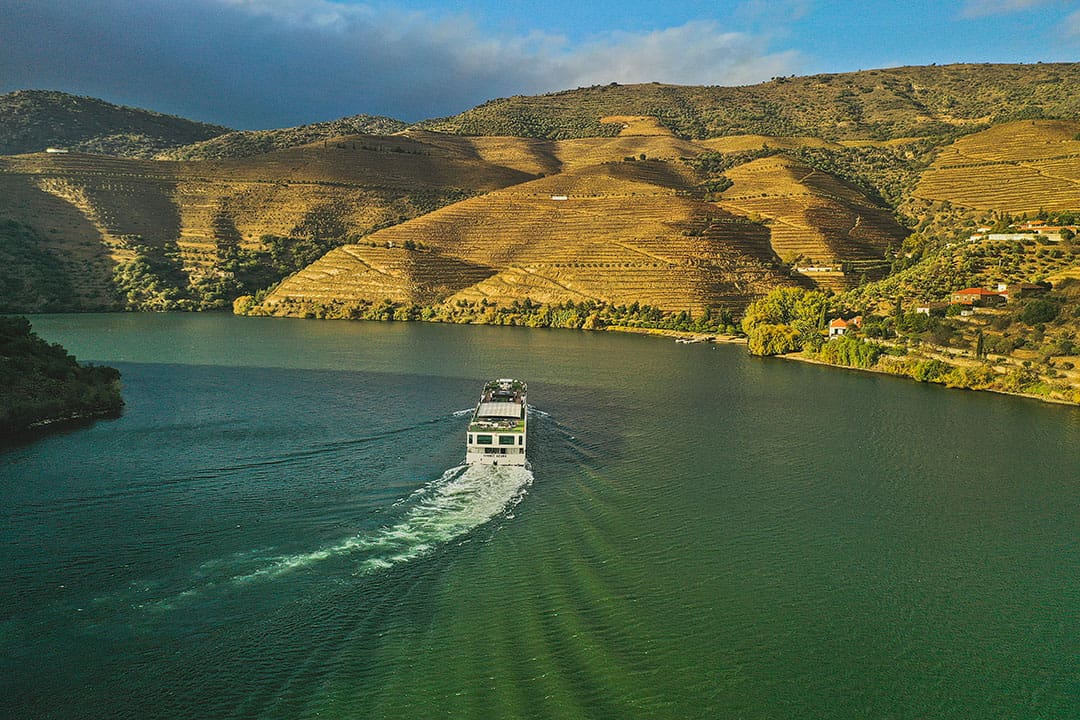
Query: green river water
xmin=2 ymin=314 xmax=1079 ymax=719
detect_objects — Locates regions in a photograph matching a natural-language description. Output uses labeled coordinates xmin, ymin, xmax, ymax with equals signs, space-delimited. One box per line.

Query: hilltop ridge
xmin=422 ymin=63 xmax=1080 ymax=141
xmin=0 ymin=90 xmax=229 ymax=157
xmin=158 ymin=115 xmax=409 ymax=161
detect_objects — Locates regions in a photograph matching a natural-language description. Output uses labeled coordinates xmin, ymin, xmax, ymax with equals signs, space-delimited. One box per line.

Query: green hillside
xmin=159 ymin=115 xmax=409 ymax=160
xmin=0 ymin=316 xmax=122 ymax=435
xmin=0 ymin=90 xmax=229 ymax=157
xmin=422 ymin=63 xmax=1080 ymax=141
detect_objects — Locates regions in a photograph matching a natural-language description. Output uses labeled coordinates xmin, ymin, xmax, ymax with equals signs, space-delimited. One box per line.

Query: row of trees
xmin=239 ymin=296 xmax=740 ymax=335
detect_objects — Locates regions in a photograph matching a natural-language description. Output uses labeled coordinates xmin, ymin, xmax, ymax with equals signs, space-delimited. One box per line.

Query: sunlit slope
xmin=698 ymin=135 xmax=843 ymax=153
xmin=264 ymin=157 xmax=795 ymax=314
xmin=403 ymin=122 xmax=710 ymax=176
xmin=267 ymin=245 xmax=498 ymax=306
xmin=716 ymin=155 xmax=907 ymax=288
xmin=0 ymin=135 xmax=535 ymax=305
xmin=913 ymin=120 xmax=1080 ymax=213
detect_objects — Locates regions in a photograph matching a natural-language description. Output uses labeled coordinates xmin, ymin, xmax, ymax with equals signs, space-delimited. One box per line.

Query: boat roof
xmin=476 ymin=401 xmax=522 ymax=418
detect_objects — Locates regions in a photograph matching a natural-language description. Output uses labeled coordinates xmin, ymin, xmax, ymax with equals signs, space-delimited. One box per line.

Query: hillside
xmin=422 ymin=63 xmax=1080 ymax=141
xmin=258 ymin=131 xmax=903 ymax=315
xmin=714 ymin=155 xmax=907 ymax=289
xmin=0 ymin=134 xmax=535 ymax=311
xmin=2 ymin=65 xmax=1078 ymax=326
xmin=912 ymin=119 xmax=1080 ymax=213
xmin=0 ymin=90 xmax=229 ymax=157
xmin=158 ymin=115 xmax=408 ymax=160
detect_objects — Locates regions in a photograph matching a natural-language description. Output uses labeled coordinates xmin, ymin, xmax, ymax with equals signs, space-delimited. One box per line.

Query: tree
xmin=1019 ymin=298 xmax=1059 ymax=325
xmin=741 ymin=287 xmax=831 ymax=355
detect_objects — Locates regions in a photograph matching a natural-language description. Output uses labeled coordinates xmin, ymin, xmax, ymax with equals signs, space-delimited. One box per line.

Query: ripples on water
xmin=5 ymin=317 xmax=1080 ymax=720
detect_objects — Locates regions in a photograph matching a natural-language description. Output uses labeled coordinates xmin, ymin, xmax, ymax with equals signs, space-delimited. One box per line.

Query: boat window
xmin=518 ymin=436 xmax=523 ymax=445
xmin=476 ymin=435 xmax=493 ymax=445
xmin=498 ymin=435 xmax=516 ymax=446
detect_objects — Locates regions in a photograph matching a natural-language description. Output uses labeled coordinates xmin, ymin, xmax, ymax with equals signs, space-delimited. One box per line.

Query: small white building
xmin=828 ymin=315 xmax=862 ymax=338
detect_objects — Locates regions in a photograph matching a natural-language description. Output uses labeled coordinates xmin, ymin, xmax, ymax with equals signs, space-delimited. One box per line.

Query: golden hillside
xmin=262 ymin=136 xmax=905 ymax=314
xmin=715 ymin=156 xmax=906 ymax=288
xmin=0 ymin=135 xmax=535 ymax=309
xmin=265 ymin=159 xmax=784 ymax=314
xmin=7 ymin=77 xmax=1077 ymax=319
xmin=913 ymin=120 xmax=1080 ymax=213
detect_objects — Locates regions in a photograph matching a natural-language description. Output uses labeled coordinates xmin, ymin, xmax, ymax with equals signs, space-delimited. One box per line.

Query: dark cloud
xmin=0 ymin=0 xmax=798 ymax=128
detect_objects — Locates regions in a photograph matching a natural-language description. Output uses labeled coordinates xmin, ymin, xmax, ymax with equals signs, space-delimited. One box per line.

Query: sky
xmin=0 ymin=0 xmax=1077 ymax=129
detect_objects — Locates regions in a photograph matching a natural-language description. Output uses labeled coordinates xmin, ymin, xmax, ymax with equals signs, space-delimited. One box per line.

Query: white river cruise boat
xmin=466 ymin=379 xmax=527 ymax=466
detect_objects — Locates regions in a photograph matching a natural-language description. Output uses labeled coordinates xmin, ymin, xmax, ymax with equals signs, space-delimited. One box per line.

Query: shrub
xmin=911 ymin=359 xmax=951 ymax=383
xmin=747 ymin=323 xmax=801 ymax=356
xmin=816 ymin=335 xmax=883 ymax=368
xmin=1019 ymin=298 xmax=1060 ymax=325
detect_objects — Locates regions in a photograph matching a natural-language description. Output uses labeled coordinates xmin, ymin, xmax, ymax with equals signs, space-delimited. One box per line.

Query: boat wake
xmin=233 ymin=463 xmax=533 ymax=582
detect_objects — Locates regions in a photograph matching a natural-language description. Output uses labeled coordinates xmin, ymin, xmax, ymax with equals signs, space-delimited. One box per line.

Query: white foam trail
xmin=234 ymin=463 xmax=532 ymax=582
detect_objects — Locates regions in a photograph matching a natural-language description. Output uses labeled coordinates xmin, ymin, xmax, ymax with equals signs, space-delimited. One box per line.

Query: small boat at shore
xmin=465 ymin=379 xmax=527 ymax=466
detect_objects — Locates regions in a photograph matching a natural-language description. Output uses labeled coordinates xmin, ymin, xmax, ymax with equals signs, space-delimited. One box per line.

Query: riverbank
xmin=0 ymin=316 xmax=124 ymax=437
xmin=778 ymin=348 xmax=1080 ymax=407
xmin=602 ymin=325 xmax=746 ymax=345
xmin=610 ymin=323 xmax=1078 ymax=406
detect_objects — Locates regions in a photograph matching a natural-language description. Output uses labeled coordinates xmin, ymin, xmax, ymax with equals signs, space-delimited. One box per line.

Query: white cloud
xmin=558 ymin=22 xmax=798 ymax=87
xmin=0 ymin=0 xmax=798 ymax=127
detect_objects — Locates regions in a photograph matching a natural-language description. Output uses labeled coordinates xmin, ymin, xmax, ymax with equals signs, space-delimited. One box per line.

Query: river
xmin=3 ymin=314 xmax=1079 ymax=719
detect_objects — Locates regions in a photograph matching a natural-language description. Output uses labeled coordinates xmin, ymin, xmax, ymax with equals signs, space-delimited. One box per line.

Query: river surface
xmin=3 ymin=314 xmax=1080 ymax=719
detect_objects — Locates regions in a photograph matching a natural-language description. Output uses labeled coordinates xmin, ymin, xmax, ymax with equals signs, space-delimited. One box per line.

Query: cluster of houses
xmin=947 ymin=281 xmax=1049 ymax=307
xmin=967 ymin=221 xmax=1078 ymax=244
xmin=826 ymin=281 xmax=1050 ymax=338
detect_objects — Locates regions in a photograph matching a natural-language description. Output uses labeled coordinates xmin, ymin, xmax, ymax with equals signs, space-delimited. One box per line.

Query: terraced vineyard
xmin=0 ymin=136 xmax=535 ymax=310
xmin=4 ymin=65 xmax=1077 ymax=319
xmin=265 ymin=161 xmax=775 ymax=314
xmin=715 ymin=156 xmax=905 ymax=289
xmin=914 ymin=120 xmax=1080 ymax=213
xmin=263 ymin=134 xmax=903 ymax=314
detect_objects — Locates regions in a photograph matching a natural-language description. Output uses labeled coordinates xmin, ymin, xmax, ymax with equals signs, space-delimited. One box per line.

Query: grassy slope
xmin=0 ymin=90 xmax=229 ymax=157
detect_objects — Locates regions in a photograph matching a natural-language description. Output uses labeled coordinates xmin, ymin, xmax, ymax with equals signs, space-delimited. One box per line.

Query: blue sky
xmin=1 ymin=0 xmax=1077 ymax=129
